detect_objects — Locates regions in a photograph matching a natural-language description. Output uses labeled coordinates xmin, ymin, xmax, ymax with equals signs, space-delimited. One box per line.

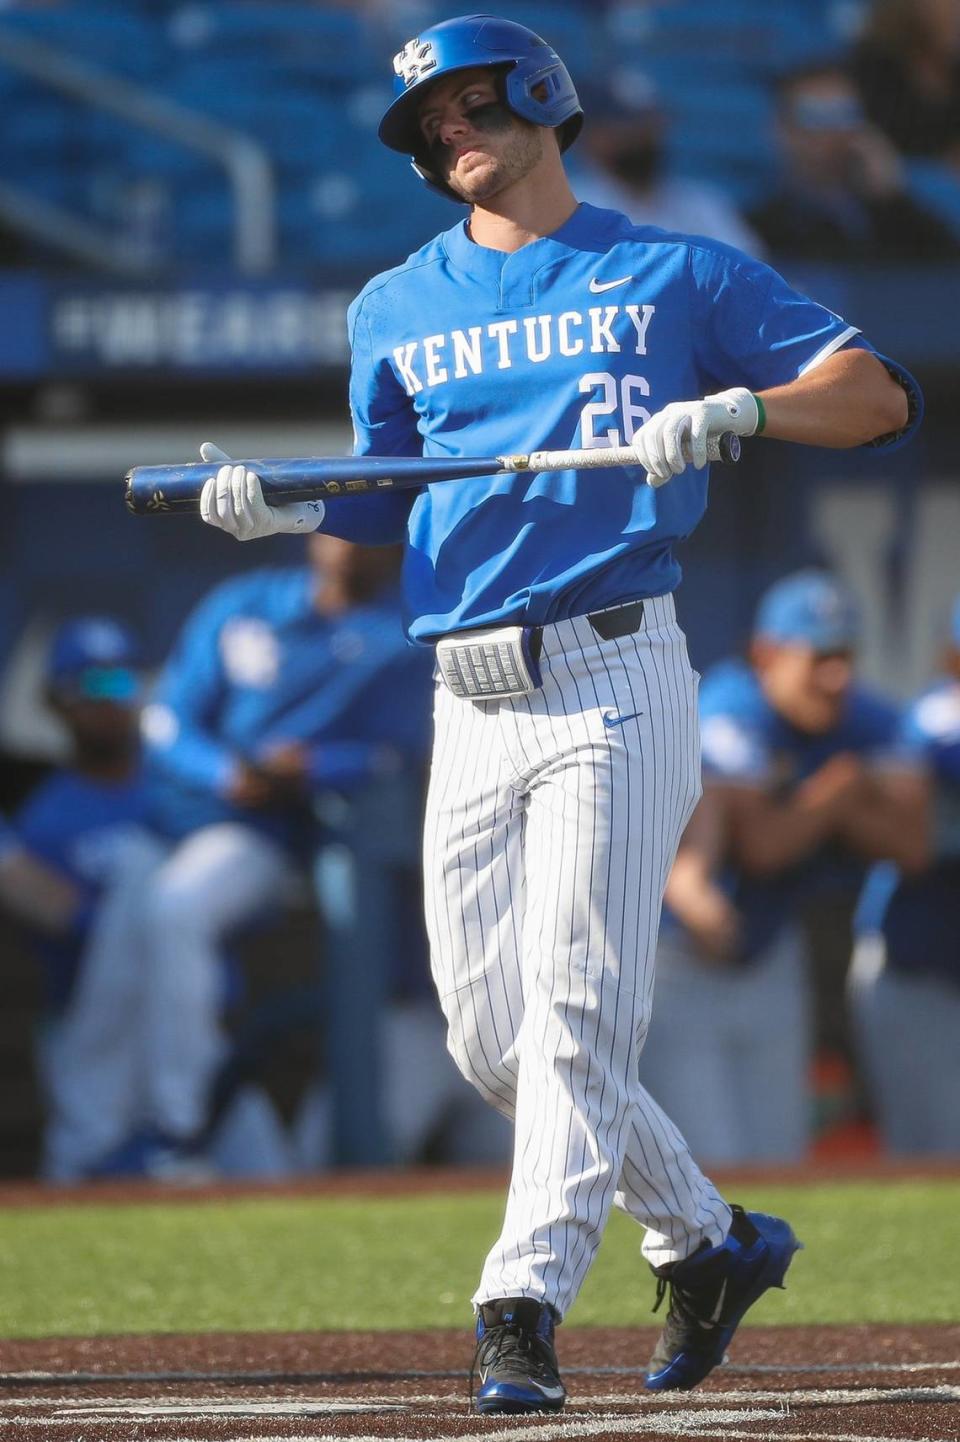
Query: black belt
xmin=585 ymin=600 xmax=646 ymax=640
xmin=525 ymin=600 xmax=645 ymax=662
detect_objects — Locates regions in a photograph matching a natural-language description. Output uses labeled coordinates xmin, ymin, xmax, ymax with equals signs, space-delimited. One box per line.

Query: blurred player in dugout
xmin=136 ymin=531 xmax=467 ymax=1174
xmin=849 ymin=593 xmax=960 ymax=1155
xmin=0 ymin=617 xmax=159 ymax=1179
xmin=639 ymin=571 xmax=929 ymax=1165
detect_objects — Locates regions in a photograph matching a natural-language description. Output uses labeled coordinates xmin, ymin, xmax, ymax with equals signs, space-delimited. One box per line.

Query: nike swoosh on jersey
xmin=589 ymin=274 xmax=633 ymax=293
xmin=602 ymin=710 xmax=644 ymax=728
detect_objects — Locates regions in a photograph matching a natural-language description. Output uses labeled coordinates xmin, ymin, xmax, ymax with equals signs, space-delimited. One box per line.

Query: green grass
xmin=0 ymin=1179 xmax=957 ymax=1338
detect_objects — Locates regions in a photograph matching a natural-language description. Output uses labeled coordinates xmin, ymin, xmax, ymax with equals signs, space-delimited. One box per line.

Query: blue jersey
xmin=856 ymin=678 xmax=960 ymax=985
xmin=320 ymin=204 xmax=917 ymax=643
xmin=14 ymin=769 xmax=148 ymax=1010
xmin=677 ymin=658 xmax=904 ymax=963
xmin=142 ymin=568 xmax=434 ymax=846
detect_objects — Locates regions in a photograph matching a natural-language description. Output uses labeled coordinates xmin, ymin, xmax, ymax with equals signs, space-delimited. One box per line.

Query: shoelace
xmin=652 ymin=1273 xmax=723 ymax=1334
xmin=469 ymin=1321 xmax=555 ymax=1402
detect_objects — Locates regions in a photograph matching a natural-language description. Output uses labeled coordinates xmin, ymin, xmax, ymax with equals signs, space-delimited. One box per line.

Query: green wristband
xmin=752 ymin=393 xmax=766 ymax=435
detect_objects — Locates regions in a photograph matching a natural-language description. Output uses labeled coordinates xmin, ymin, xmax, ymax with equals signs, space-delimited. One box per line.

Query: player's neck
xmin=468 ymin=170 xmax=579 ymax=253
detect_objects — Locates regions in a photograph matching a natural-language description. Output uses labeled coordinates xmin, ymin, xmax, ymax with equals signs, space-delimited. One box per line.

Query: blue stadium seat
xmin=3 ymin=99 xmax=74 ymax=156
xmin=165 ymin=4 xmax=373 ymax=82
xmin=667 ymin=83 xmax=778 ymax=204
xmin=164 ymin=69 xmax=345 ymax=168
xmin=602 ymin=0 xmax=831 ymax=73
xmin=0 ymin=8 xmax=166 ymax=81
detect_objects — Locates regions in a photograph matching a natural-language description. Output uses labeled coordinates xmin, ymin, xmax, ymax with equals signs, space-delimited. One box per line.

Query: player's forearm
xmin=756 ymin=348 xmax=907 ymax=448
xmin=833 ymin=778 xmax=931 ymax=872
xmin=663 ymin=848 xmax=713 ymax=919
xmin=728 ymin=784 xmax=847 ymax=874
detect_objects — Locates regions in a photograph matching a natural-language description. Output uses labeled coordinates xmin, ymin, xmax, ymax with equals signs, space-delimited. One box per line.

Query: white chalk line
xmin=573 ymin=1360 xmax=960 ymax=1376
xmin=58 ymin=1430 xmax=957 ymax=1442
xmin=7 ymin=1382 xmax=960 ymax=1407
xmin=3 ymin=1358 xmax=959 ymax=1386
xmin=2 ymin=1382 xmax=959 ymax=1422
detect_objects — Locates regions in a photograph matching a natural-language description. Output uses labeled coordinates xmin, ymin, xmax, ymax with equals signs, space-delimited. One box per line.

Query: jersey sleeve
xmin=318 ymin=293 xmax=419 ymax=546
xmin=903 ymin=686 xmax=960 ymax=785
xmin=691 ymin=248 xmax=922 ymax=450
xmin=141 ymin=587 xmax=240 ymax=797
xmin=698 ymin=668 xmax=773 ymax=784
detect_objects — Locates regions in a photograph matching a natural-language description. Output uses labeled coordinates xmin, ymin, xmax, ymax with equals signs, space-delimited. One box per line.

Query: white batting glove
xmin=631 ymin=387 xmax=759 ymax=488
xmin=197 ymin=442 xmax=326 ymax=541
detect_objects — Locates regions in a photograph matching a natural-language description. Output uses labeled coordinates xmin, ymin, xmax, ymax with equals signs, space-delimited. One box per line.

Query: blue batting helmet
xmin=378 ymin=14 xmax=583 ymax=199
xmin=47 ymin=616 xmax=141 ymax=701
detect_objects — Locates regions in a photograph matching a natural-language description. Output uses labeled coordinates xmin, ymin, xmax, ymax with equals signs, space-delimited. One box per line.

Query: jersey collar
xmin=441 ymin=202 xmax=623 ymax=280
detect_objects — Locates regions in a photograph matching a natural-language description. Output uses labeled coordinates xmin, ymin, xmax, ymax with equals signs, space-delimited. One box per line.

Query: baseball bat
xmin=124 ymin=432 xmax=740 ymax=515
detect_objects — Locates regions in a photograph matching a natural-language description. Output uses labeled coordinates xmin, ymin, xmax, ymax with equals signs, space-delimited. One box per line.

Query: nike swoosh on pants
xmin=602 ymin=710 xmax=643 ymax=728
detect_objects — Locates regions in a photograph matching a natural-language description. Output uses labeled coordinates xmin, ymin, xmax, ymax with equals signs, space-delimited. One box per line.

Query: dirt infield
xmin=1 ymin=1156 xmax=958 ymax=1209
xmin=2 ymin=1325 xmax=958 ymax=1442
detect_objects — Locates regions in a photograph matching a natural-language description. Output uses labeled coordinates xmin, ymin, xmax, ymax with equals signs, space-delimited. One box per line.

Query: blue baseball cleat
xmin=472 ymin=1298 xmax=566 ymax=1414
xmin=645 ymin=1205 xmax=802 ymax=1392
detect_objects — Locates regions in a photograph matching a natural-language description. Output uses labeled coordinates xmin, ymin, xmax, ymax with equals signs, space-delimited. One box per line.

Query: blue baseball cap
xmin=47 ymin=616 xmax=141 ymax=700
xmin=753 ymin=570 xmax=860 ymax=652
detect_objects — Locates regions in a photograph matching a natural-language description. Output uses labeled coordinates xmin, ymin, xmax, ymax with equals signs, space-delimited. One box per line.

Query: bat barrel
xmin=123 ymin=455 xmax=505 ymax=515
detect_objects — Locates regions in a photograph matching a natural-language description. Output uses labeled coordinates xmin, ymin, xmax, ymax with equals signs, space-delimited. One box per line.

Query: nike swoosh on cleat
xmin=589 ymin=274 xmax=633 ymax=292
xmin=602 ymin=710 xmax=644 ymax=728
xmin=709 ymin=1278 xmax=729 ymax=1323
xmin=478 ymin=1369 xmax=564 ymax=1398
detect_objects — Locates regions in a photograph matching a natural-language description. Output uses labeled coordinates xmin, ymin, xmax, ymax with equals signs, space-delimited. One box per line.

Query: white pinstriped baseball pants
xmin=423 ymin=594 xmax=732 ymax=1319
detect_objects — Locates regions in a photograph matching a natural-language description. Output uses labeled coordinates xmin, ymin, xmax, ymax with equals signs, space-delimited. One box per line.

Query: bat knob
xmin=123 ymin=470 xmax=135 ymax=513
xmin=718 ymin=432 xmax=741 ymax=465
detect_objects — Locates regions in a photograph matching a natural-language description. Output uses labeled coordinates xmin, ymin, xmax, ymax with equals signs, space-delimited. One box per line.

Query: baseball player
xmin=641 ymin=571 xmax=929 ymax=1165
xmin=139 ymin=531 xmax=434 ymax=1158
xmin=197 ymin=15 xmax=922 ymax=1412
xmin=9 ymin=617 xmax=161 ymax=1179
xmin=849 ymin=595 xmax=960 ymax=1155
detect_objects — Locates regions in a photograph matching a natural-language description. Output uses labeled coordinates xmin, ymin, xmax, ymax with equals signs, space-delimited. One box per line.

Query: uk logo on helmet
xmin=393 ymin=39 xmax=438 ymax=88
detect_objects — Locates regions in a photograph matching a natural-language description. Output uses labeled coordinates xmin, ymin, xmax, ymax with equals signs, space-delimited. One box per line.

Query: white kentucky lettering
xmin=422 ymin=333 xmax=448 ymax=387
xmin=393 ymin=341 xmax=422 ymax=395
xmin=588 ymin=305 xmax=621 ymax=353
xmin=523 ymin=314 xmax=552 ymax=363
xmin=557 ymin=310 xmax=584 ymax=356
xmin=624 ymin=303 xmax=656 ymax=355
xmin=487 ymin=318 xmax=518 ymax=369
xmin=452 ymin=326 xmax=483 ymax=379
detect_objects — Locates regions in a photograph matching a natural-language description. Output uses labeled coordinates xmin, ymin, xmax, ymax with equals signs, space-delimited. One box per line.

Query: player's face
xmin=781 ymin=73 xmax=865 ymax=182
xmin=307 ymin=531 xmax=400 ymax=601
xmin=416 ymin=68 xmax=544 ymax=203
xmin=755 ymin=642 xmax=855 ymax=733
xmin=55 ymin=695 xmax=139 ymax=760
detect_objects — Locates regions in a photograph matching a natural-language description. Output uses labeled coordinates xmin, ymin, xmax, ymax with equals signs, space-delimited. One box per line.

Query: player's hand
xmin=631 ymin=388 xmax=759 ymax=488
xmin=198 ymin=443 xmax=326 ymax=541
xmin=255 ymin=741 xmax=311 ymax=801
